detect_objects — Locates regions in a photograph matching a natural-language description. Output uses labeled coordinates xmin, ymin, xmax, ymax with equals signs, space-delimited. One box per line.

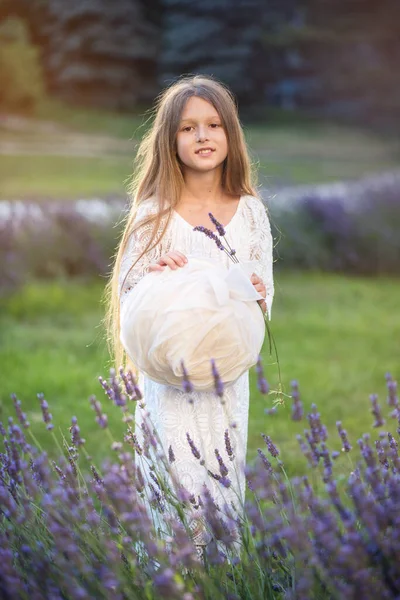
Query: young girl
xmin=106 ymin=74 xmax=274 ymax=557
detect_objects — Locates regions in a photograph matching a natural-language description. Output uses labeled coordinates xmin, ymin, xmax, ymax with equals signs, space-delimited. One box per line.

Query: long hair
xmin=104 ymin=74 xmax=260 ymax=372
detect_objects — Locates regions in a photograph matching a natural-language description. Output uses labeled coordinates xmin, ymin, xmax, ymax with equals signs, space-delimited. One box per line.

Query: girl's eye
xmin=182 ymin=126 xmax=193 ymax=132
xmin=210 ymin=123 xmax=221 ymax=128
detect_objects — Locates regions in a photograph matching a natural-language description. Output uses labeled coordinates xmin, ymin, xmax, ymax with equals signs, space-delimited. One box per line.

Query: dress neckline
xmin=173 ymin=195 xmax=245 ymax=232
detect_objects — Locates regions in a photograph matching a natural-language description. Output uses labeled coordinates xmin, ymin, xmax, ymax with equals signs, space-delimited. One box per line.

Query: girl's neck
xmin=180 ymin=169 xmax=225 ymax=206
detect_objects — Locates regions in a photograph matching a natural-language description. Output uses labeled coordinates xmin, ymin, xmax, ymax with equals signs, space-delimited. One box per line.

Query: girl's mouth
xmin=195 ymin=148 xmax=215 ymax=156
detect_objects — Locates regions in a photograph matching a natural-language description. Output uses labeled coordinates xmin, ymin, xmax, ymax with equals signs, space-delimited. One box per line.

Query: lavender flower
xmin=290 ymin=380 xmax=303 ymax=421
xmin=261 ymin=433 xmax=280 ymax=458
xmin=211 ymin=358 xmax=224 ymax=399
xmin=89 ymin=396 xmax=108 ymax=429
xmin=256 ymin=355 xmax=269 ymax=394
xmin=214 ymin=448 xmax=229 ymax=477
xmin=69 ymin=416 xmax=86 ymax=447
xmin=168 ymin=444 xmax=176 ymax=464
xmin=38 ymin=393 xmax=54 ymax=431
xmin=257 ymin=448 xmax=273 ymax=472
xmin=193 ymin=226 xmax=224 ymax=250
xmin=370 ymin=393 xmax=385 ymax=427
xmin=385 ymin=372 xmax=398 ymax=407
xmin=336 ymin=420 xmax=352 ymax=452
xmin=99 ymin=370 xmax=127 ymax=408
xmin=186 ymin=432 xmax=201 ymax=460
xmin=11 ymin=394 xmax=30 ymax=429
xmin=208 ymin=212 xmax=225 ymax=236
xmin=224 ymin=429 xmax=234 ymax=459
xmin=180 ymin=359 xmax=194 ymax=394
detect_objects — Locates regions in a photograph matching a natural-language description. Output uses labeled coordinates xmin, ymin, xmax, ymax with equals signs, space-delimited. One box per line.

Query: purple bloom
xmin=336 ymin=421 xmax=352 ymax=452
xmin=99 ymin=370 xmax=127 ymax=408
xmin=193 ymin=225 xmax=224 ymax=250
xmin=180 ymin=359 xmax=194 ymax=394
xmin=89 ymin=396 xmax=108 ymax=429
xmin=257 ymin=448 xmax=273 ymax=472
xmin=385 ymin=372 xmax=398 ymax=407
xmin=256 ymin=355 xmax=269 ymax=394
xmin=262 ymin=433 xmax=280 ymax=457
xmin=69 ymin=416 xmax=86 ymax=447
xmin=211 ymin=358 xmax=224 ymax=398
xmin=224 ymin=429 xmax=234 ymax=459
xmin=11 ymin=394 xmax=30 ymax=429
xmin=290 ymin=380 xmax=303 ymax=421
xmin=168 ymin=444 xmax=176 ymax=464
xmin=186 ymin=432 xmax=201 ymax=460
xmin=208 ymin=211 xmax=226 ymax=236
xmin=370 ymin=393 xmax=385 ymax=427
xmin=214 ymin=448 xmax=229 ymax=477
xmin=38 ymin=393 xmax=54 ymax=431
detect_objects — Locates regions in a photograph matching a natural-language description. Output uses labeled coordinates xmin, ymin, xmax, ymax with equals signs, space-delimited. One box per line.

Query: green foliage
xmin=0 ymin=17 xmax=45 ymax=114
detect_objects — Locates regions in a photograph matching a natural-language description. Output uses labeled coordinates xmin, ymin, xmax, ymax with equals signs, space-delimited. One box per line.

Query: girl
xmin=105 ymin=74 xmax=274 ymax=557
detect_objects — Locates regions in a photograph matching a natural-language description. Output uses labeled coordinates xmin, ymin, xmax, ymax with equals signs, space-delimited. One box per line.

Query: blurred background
xmin=0 ymin=0 xmax=399 ymax=473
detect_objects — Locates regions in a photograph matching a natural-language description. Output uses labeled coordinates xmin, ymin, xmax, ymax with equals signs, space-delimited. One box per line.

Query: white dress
xmin=118 ymin=194 xmax=274 ymax=549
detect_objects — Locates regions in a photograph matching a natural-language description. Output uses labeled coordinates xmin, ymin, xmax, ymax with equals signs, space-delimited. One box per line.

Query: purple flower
xmin=38 ymin=393 xmax=54 ymax=431
xmin=336 ymin=420 xmax=352 ymax=452
xmin=168 ymin=444 xmax=176 ymax=463
xmin=69 ymin=416 xmax=86 ymax=447
xmin=186 ymin=432 xmax=201 ymax=460
xmin=211 ymin=358 xmax=224 ymax=398
xmin=257 ymin=448 xmax=273 ymax=472
xmin=208 ymin=212 xmax=226 ymax=236
xmin=370 ymin=393 xmax=385 ymax=427
xmin=89 ymin=396 xmax=108 ymax=429
xmin=261 ymin=433 xmax=280 ymax=458
xmin=11 ymin=394 xmax=30 ymax=429
xmin=180 ymin=359 xmax=194 ymax=393
xmin=214 ymin=448 xmax=229 ymax=477
xmin=290 ymin=380 xmax=303 ymax=421
xmin=224 ymin=429 xmax=234 ymax=459
xmin=256 ymin=355 xmax=269 ymax=394
xmin=385 ymin=372 xmax=398 ymax=407
xmin=193 ymin=225 xmax=224 ymax=250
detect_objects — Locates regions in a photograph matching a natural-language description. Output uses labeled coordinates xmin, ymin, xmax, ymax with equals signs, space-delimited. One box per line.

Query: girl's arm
xmin=249 ymin=200 xmax=275 ymax=321
xmin=118 ymin=201 xmax=170 ymax=306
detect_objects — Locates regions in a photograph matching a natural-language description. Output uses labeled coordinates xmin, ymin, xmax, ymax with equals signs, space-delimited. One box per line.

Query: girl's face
xmin=176 ymin=96 xmax=228 ymax=175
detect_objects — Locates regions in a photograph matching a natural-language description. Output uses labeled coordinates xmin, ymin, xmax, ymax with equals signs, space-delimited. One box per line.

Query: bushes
xmin=269 ymin=172 xmax=400 ymax=275
xmin=0 ymin=17 xmax=45 ymax=114
xmin=1 ymin=366 xmax=399 ymax=598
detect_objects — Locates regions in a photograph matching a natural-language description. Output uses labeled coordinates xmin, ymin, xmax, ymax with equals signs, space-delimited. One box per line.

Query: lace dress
xmin=118 ymin=194 xmax=274 ymax=550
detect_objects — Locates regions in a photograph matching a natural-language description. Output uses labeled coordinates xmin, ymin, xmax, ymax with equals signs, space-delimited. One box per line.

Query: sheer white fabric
xmin=118 ymin=194 xmax=274 ymax=549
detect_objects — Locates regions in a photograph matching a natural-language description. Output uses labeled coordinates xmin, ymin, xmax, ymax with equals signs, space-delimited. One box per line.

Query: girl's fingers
xmin=159 ymin=252 xmax=187 ymax=268
xmin=254 ymin=283 xmax=266 ymax=297
xmin=149 ymin=264 xmax=165 ymax=272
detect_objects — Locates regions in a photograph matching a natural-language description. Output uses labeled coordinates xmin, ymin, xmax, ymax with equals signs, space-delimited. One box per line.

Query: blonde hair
xmin=104 ymin=74 xmax=260 ymax=372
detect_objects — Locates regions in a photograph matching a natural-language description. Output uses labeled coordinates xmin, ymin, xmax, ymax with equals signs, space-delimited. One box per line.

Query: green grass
xmin=1 ymin=272 xmax=399 ymax=477
xmin=0 ymin=154 xmax=133 ymax=199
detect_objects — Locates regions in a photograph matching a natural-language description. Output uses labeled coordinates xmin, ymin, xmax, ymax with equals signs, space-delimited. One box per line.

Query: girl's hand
xmin=148 ymin=251 xmax=188 ymax=272
xmin=251 ymin=273 xmax=267 ymax=313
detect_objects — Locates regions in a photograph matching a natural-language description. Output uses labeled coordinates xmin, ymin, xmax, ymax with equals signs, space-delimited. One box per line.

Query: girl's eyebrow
xmin=180 ymin=116 xmax=221 ymax=123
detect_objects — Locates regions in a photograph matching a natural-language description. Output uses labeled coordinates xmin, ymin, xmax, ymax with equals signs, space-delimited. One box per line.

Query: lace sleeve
xmin=118 ymin=200 xmax=170 ymax=308
xmin=249 ymin=199 xmax=275 ymax=321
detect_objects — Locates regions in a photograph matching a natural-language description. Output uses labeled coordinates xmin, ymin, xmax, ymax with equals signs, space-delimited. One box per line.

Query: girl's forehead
xmin=180 ymin=96 xmax=220 ymax=120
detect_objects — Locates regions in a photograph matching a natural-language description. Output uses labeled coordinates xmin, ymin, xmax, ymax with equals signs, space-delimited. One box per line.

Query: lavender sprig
xmin=194 ymin=211 xmax=285 ymax=406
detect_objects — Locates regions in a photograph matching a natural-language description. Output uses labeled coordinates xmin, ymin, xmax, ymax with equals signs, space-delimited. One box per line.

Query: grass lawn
xmin=1 ymin=272 xmax=399 ymax=481
xmin=0 ymin=154 xmax=133 ymax=199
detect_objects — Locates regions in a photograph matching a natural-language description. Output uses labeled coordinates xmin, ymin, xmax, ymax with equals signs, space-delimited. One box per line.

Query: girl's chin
xmin=182 ymin=159 xmax=225 ymax=173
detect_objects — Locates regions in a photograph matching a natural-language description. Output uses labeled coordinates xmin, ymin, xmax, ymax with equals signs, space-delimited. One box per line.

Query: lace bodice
xmin=119 ymin=194 xmax=275 ymax=319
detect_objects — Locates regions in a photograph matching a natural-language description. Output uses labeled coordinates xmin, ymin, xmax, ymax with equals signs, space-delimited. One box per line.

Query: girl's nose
xmin=196 ymin=127 xmax=208 ymax=142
